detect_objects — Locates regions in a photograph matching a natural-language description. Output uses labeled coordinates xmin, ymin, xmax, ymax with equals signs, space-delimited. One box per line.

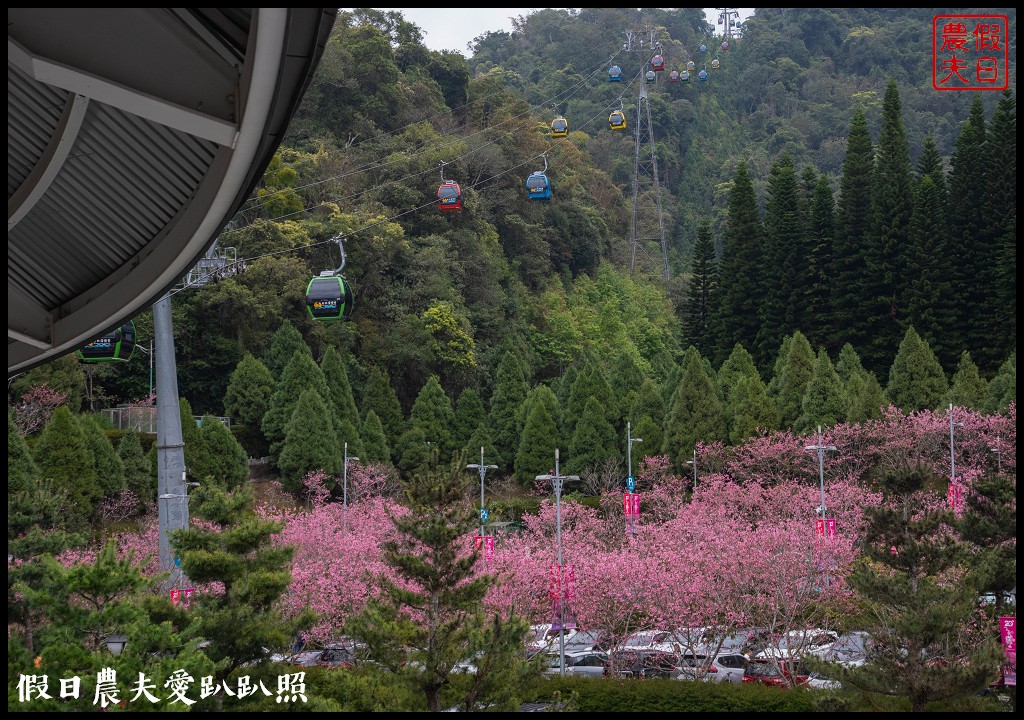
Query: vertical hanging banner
xmin=623 ymin=493 xmax=632 ymax=515
xmin=815 ymin=518 xmax=837 ymax=538
xmin=170 ymin=589 xmax=181 ymax=605
xmin=1001 ymin=616 xmax=1016 ymax=686
xmin=947 ymin=483 xmax=963 ymax=513
xmin=474 ymin=535 xmax=483 ymax=552
xmin=549 ymin=563 xmax=561 ymax=600
xmin=565 ymin=564 xmax=576 ymax=601
xmin=485 ymin=536 xmax=495 ymax=564
xmin=183 ymin=588 xmax=195 ymax=608
xmin=630 ymin=493 xmax=641 ymax=516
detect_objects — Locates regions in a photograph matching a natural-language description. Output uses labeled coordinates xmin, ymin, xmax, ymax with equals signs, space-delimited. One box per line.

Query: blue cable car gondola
xmin=669 ymin=70 xmax=680 ymax=82
xmin=608 ymin=65 xmax=622 ymax=82
xmin=608 ymin=109 xmax=626 ymax=131
xmin=306 ymin=274 xmax=354 ymax=322
xmin=651 ymin=54 xmax=665 ymax=72
xmin=77 ymin=321 xmax=136 ymax=362
xmin=699 ymin=67 xmax=709 ymax=82
xmin=526 ymin=172 xmax=551 ymax=200
xmin=645 ymin=69 xmax=656 ymax=84
xmin=551 ymin=115 xmax=568 ymax=137
xmin=699 ymin=43 xmax=708 ymax=54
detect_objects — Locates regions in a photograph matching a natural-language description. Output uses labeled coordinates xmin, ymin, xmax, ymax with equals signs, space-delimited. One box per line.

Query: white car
xmin=807 ymin=672 xmax=842 ymax=690
xmin=757 ymin=628 xmax=839 ymax=661
xmin=541 ymin=650 xmax=608 ymax=678
xmin=673 ymin=652 xmax=749 ymax=684
xmin=527 ymin=624 xmax=578 ymax=654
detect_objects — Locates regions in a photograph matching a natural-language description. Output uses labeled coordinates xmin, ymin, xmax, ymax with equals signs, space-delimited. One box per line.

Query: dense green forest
xmin=11 ymin=8 xmax=1017 ymax=484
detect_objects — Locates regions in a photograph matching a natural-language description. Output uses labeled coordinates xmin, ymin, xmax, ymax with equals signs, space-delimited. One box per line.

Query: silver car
xmin=673 ymin=652 xmax=749 ymax=684
xmin=541 ymin=650 xmax=608 ymax=677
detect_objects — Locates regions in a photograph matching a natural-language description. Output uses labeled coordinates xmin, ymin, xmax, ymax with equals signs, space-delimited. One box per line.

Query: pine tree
xmin=663 ymin=348 xmax=725 ymax=470
xmin=322 ymin=345 xmax=361 ymax=430
xmin=395 ymin=426 xmax=434 ymax=476
xmin=32 ymin=406 xmax=98 ymax=529
xmin=79 ymin=414 xmax=125 ymax=500
xmin=453 ymin=388 xmax=486 ymax=451
xmin=958 ymin=473 xmax=1017 ymax=617
xmin=774 ymin=331 xmax=816 ymax=428
xmin=804 ymin=173 xmax=835 ymax=351
xmin=982 ymin=353 xmax=1015 ymax=415
xmin=262 ymin=320 xmax=308 ymax=380
xmin=885 ymin=326 xmax=947 ymax=412
xmin=464 ymin=422 xmax=498 ymax=468
xmin=180 ymin=397 xmax=213 ymax=483
xmin=565 ymin=362 xmax=615 ymax=437
xmin=984 ymin=90 xmax=1017 ymax=369
xmin=118 ymin=430 xmax=154 ymax=506
xmin=362 ymin=410 xmax=391 ymax=464
xmin=362 ymin=366 xmax=406 ymax=452
xmin=629 ymin=378 xmax=666 ymax=431
xmin=946 ymin=351 xmax=987 ymax=411
xmin=834 ymin=343 xmax=866 ymax=385
xmin=727 ymin=374 xmax=778 ymax=445
xmin=488 ymin=351 xmax=529 ymax=468
xmin=845 ymin=371 xmax=887 ymax=424
xmin=515 ymin=389 xmax=561 ymax=484
xmin=609 ymin=351 xmax=646 ymax=427
xmin=223 ymin=353 xmax=275 ymax=429
xmin=567 ymin=396 xmax=619 ymax=477
xmin=261 ymin=349 xmax=332 ymax=464
xmin=200 ymin=416 xmax=249 ymax=489
xmin=9 ymin=354 xmax=86 ymax=414
xmin=684 ymin=219 xmax=718 ymax=356
xmin=277 ymin=389 xmax=342 ymax=495
xmin=717 ymin=343 xmax=760 ymax=408
xmin=861 ymin=80 xmax=915 ymax=375
xmin=409 ymin=375 xmax=455 ymax=460
xmin=630 ymin=414 xmax=662 ymax=465
xmin=711 ymin=161 xmax=765 ymax=366
xmin=796 ymin=350 xmax=846 ymax=433
xmin=830 ymin=108 xmax=874 ymax=356
xmin=346 ymin=456 xmax=534 ymax=713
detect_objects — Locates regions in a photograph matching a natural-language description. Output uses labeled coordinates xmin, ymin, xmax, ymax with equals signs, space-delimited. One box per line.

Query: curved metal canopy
xmin=8 ymin=8 xmax=336 ymax=375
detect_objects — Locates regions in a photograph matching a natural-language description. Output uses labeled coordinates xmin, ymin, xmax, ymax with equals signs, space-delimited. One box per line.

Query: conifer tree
xmin=395 ymin=426 xmax=433 ymax=476
xmin=362 ymin=366 xmax=406 ymax=451
xmin=796 ymin=349 xmax=846 ymax=433
xmin=261 ymin=349 xmax=332 ymax=464
xmin=885 ymin=326 xmax=948 ymax=412
xmin=684 ymin=219 xmax=718 ymax=356
xmin=488 ymin=351 xmax=529 ymax=467
xmin=630 ymin=414 xmax=662 ymax=465
xmin=609 ymin=351 xmax=646 ymax=427
xmin=453 ymin=388 xmax=486 ymax=451
xmin=804 ymin=173 xmax=835 ymax=351
xmin=958 ymin=473 xmax=1017 ymax=617
xmin=118 ymin=429 xmax=154 ymax=506
xmin=346 ymin=456 xmax=534 ymax=713
xmin=361 ymin=410 xmax=391 ymax=465
xmin=629 ymin=378 xmax=666 ymax=431
xmin=180 ymin=397 xmax=213 ymax=483
xmin=774 ymin=331 xmax=816 ymax=428
xmin=554 ymin=364 xmax=577 ymax=408
xmin=717 ymin=343 xmax=760 ymax=408
xmin=223 ymin=353 xmax=275 ymax=429
xmin=262 ymin=320 xmax=308 ymax=380
xmin=845 ymin=371 xmax=887 ymax=424
xmin=338 ymin=417 xmax=365 ymax=461
xmin=835 ymin=343 xmax=866 ymax=385
xmin=278 ymin=389 xmax=342 ymax=494
xmin=946 ymin=351 xmax=987 ymax=411
xmin=200 ymin=416 xmax=249 ymax=489
xmin=711 ymin=160 xmax=764 ymax=366
xmin=565 ymin=362 xmax=615 ymax=436
xmin=982 ymin=353 xmax=1015 ymax=415
xmin=515 ymin=389 xmax=561 ymax=484
xmin=32 ymin=406 xmax=98 ymax=529
xmin=663 ymin=348 xmax=725 ymax=470
xmin=568 ymin=396 xmax=619 ymax=475
xmin=322 ymin=345 xmax=361 ymax=429
xmin=984 ymin=90 xmax=1017 ymax=369
xmin=409 ymin=375 xmax=455 ymax=459
xmin=727 ymin=374 xmax=778 ymax=445
xmin=766 ymin=334 xmax=794 ymax=398
xmin=79 ymin=414 xmax=125 ymax=500
xmin=830 ymin=108 xmax=874 ymax=356
xmin=464 ymin=422 xmax=498 ymax=468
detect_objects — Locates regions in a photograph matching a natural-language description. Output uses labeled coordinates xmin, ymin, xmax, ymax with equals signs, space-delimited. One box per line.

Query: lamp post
xmin=104 ymin=633 xmax=128 ymax=655
xmin=535 ymin=449 xmax=580 ymax=678
xmin=804 ymin=426 xmax=836 ymax=589
xmin=685 ymin=447 xmax=697 ymax=491
xmin=626 ymin=421 xmax=642 ymax=481
xmin=991 ymin=433 xmax=1003 ymax=475
xmin=343 ymin=442 xmax=359 ymax=532
xmin=948 ymin=403 xmax=964 ymax=484
xmin=466 ymin=447 xmax=498 ymax=538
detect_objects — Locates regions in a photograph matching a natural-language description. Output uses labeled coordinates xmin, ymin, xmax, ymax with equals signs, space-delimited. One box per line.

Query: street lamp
xmin=685 ymin=448 xmax=697 ymax=491
xmin=466 ymin=447 xmax=498 ymax=538
xmin=948 ymin=404 xmax=964 ymax=484
xmin=343 ymin=442 xmax=359 ymax=531
xmin=626 ymin=421 xmax=642 ymax=482
xmin=804 ymin=426 xmax=836 ymax=589
xmin=991 ymin=433 xmax=1003 ymax=475
xmin=104 ymin=633 xmax=128 ymax=655
xmin=535 ymin=448 xmax=580 ymax=678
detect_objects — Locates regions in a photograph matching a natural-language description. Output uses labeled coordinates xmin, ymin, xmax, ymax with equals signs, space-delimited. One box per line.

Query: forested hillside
xmin=12 ymin=8 xmax=1016 ymax=481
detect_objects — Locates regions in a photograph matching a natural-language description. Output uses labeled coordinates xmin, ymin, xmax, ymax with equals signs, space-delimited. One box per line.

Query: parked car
xmin=742 ymin=658 xmax=810 ymax=688
xmin=622 ymin=629 xmax=673 ymax=651
xmin=606 ymin=649 xmax=679 ymax=679
xmin=757 ymin=628 xmax=839 ymax=661
xmin=287 ymin=649 xmax=324 ymax=667
xmin=316 ymin=640 xmax=367 ymax=668
xmin=807 ymin=672 xmax=842 ymax=690
xmin=820 ymin=631 xmax=870 ymax=667
xmin=562 ymin=630 xmax=611 ymax=653
xmin=527 ymin=624 xmax=578 ymax=653
xmin=542 ymin=650 xmax=608 ymax=677
xmin=673 ymin=652 xmax=749 ymax=684
xmin=718 ymin=627 xmax=774 ymax=658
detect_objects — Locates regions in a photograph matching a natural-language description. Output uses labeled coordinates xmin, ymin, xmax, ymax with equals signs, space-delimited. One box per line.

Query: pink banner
xmin=1001 ymin=616 xmax=1016 ymax=686
xmin=170 ymin=589 xmax=181 ymax=605
xmin=485 ymin=536 xmax=495 ymax=564
xmin=549 ymin=564 xmax=560 ymax=599
xmin=948 ymin=483 xmax=963 ymax=512
xmin=565 ymin=564 xmax=575 ymax=600
xmin=630 ymin=493 xmax=640 ymax=516
xmin=815 ymin=518 xmax=837 ymax=538
xmin=623 ymin=493 xmax=631 ymax=515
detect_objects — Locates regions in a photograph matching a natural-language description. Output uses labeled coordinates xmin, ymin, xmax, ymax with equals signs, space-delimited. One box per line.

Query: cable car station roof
xmin=8 ymin=8 xmax=336 ymax=375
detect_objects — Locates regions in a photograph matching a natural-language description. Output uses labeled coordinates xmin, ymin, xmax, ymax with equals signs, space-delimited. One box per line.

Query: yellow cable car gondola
xmin=608 ymin=109 xmax=626 ymax=131
xmin=551 ymin=115 xmax=568 ymax=138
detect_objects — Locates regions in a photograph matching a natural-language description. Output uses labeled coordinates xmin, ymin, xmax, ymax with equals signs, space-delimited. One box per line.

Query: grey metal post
xmin=948 ymin=404 xmax=957 ymax=483
xmin=467 ymin=447 xmax=498 ymax=539
xmin=992 ymin=434 xmax=1002 ymax=474
xmin=805 ymin=426 xmax=836 ymax=588
xmin=342 ymin=443 xmax=358 ymax=531
xmin=686 ymin=448 xmax=697 ymax=491
xmin=154 ymin=293 xmax=188 ymax=587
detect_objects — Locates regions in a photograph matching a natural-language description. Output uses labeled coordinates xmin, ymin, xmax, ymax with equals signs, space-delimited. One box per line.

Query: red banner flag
xmin=549 ymin=564 xmax=561 ymax=599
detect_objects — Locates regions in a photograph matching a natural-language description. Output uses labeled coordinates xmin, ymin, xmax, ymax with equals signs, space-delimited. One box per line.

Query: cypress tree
xmin=322 ymin=345 xmax=360 ymax=429
xmin=835 ymin=343 xmax=866 ymax=385
xmin=463 ymin=422 xmax=498 ymax=469
xmin=261 ymin=349 xmax=332 ymax=465
xmin=565 ymin=362 xmax=615 ymax=436
xmin=710 ymin=161 xmax=764 ymax=367
xmin=9 ymin=406 xmax=39 ymax=495
xmin=453 ymin=388 xmax=486 ymax=452
xmin=278 ymin=389 xmax=342 ymax=494
xmin=223 ymin=353 xmax=275 ymax=429
xmin=488 ymin=351 xmax=529 ymax=468
xmin=885 ymin=326 xmax=948 ymax=412
xmin=796 ymin=349 xmax=846 ymax=433
xmin=766 ymin=334 xmax=794 ymax=398
xmin=409 ymin=375 xmax=455 ymax=460
xmin=684 ymin=219 xmax=718 ymax=356
xmin=554 ymin=364 xmax=577 ymax=408
xmin=862 ymin=80 xmax=915 ymax=377
xmin=362 ymin=366 xmax=405 ymax=452
xmin=630 ymin=414 xmax=662 ymax=465
xmin=32 ymin=406 xmax=98 ymax=529
xmin=338 ymin=418 xmax=365 ymax=461
xmin=662 ymin=348 xmax=725 ymax=470
xmin=180 ymin=397 xmax=213 ymax=483
xmin=79 ymin=414 xmax=125 ymax=500
xmin=609 ymin=352 xmax=646 ymax=428
xmin=629 ymin=378 xmax=666 ymax=431
xmin=118 ymin=430 xmax=154 ymax=506
xmin=262 ymin=320 xmax=307 ymax=380
xmin=805 ymin=173 xmax=835 ymax=350
xmin=774 ymin=331 xmax=816 ymax=428
xmin=515 ymin=390 xmax=561 ymax=484
xmin=984 ymin=90 xmax=1017 ymax=369
xmin=200 ymin=416 xmax=249 ymax=490
xmin=728 ymin=374 xmax=778 ymax=445
xmin=830 ymin=108 xmax=874 ymax=356
xmin=845 ymin=371 xmax=887 ymax=424
xmin=361 ymin=410 xmax=391 ymax=465
xmin=395 ymin=426 xmax=434 ymax=476
xmin=717 ymin=343 xmax=760 ymax=408
xmin=567 ymin=396 xmax=619 ymax=475
xmin=946 ymin=351 xmax=987 ymax=411
xmin=982 ymin=353 xmax=1015 ymax=415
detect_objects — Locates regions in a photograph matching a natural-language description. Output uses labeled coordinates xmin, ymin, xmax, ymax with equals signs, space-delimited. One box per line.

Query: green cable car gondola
xmin=77 ymin=321 xmax=136 ymax=362
xmin=306 ymin=273 xmax=354 ymax=321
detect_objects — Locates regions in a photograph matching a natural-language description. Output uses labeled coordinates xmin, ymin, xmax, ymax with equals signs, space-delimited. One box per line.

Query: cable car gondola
xmin=608 ymin=65 xmax=622 ymax=82
xmin=669 ymin=70 xmax=680 ymax=82
xmin=698 ymin=67 xmax=709 ymax=82
xmin=680 ymin=70 xmax=691 ymax=82
xmin=711 ymin=58 xmax=721 ymax=69
xmin=77 ymin=321 xmax=136 ymax=362
xmin=699 ymin=43 xmax=708 ymax=54
xmin=650 ymin=54 xmax=665 ymax=72
xmin=686 ymin=60 xmax=696 ymax=72
xmin=306 ymin=236 xmax=354 ymax=321
xmin=525 ymin=153 xmax=551 ymax=200
xmin=608 ymin=109 xmax=626 ymax=131
xmin=722 ymin=40 xmax=730 ymax=51
xmin=551 ymin=115 xmax=568 ymax=138
xmin=645 ymin=70 xmax=656 ymax=84
xmin=437 ymin=181 xmax=463 ymax=212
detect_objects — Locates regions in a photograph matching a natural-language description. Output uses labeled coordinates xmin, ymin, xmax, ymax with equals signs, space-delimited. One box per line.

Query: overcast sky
xmin=381 ymin=8 xmax=756 ymax=54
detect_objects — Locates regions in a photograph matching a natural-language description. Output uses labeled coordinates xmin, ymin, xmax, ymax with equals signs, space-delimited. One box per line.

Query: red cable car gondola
xmin=437 ymin=181 xmax=462 ymax=212
xmin=651 ymin=54 xmax=665 ymax=72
